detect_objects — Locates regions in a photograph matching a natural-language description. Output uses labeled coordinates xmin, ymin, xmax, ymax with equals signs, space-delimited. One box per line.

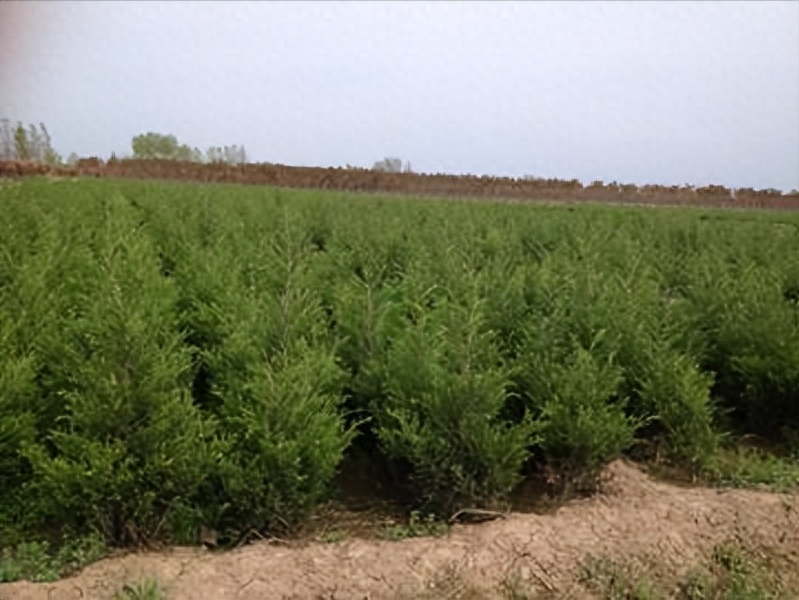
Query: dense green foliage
xmin=1 ymin=179 xmax=797 ymax=550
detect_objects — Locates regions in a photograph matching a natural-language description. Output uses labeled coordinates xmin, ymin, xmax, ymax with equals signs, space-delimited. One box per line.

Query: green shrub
xmin=20 ymin=203 xmax=215 ymax=544
xmin=3 ymin=178 xmax=796 ymax=552
xmin=0 ymin=541 xmax=60 ymax=583
xmin=682 ymin=256 xmax=799 ymax=440
xmin=0 ymin=530 xmax=106 ymax=583
xmin=532 ymin=345 xmax=639 ymax=487
xmin=170 ymin=218 xmax=355 ymax=539
xmin=635 ymin=346 xmax=722 ymax=467
xmin=331 ymin=276 xmax=406 ymax=413
xmin=207 ymin=343 xmax=355 ymax=536
xmin=716 ymin=293 xmax=799 ymax=435
xmin=0 ymin=354 xmax=38 ymax=520
xmin=375 ymin=301 xmax=535 ymax=510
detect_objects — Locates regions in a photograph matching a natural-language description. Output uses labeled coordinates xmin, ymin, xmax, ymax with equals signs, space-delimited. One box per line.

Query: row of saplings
xmin=1 ymin=278 xmax=793 ymax=553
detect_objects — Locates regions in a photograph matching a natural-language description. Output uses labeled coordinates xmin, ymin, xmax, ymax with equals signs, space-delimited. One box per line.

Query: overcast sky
xmin=1 ymin=1 xmax=797 ymax=190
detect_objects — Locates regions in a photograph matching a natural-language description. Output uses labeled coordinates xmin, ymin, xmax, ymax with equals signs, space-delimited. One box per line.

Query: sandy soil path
xmin=2 ymin=460 xmax=796 ymax=600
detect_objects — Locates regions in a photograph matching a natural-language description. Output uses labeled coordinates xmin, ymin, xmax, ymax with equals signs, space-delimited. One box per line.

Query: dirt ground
xmin=1 ymin=459 xmax=797 ymax=600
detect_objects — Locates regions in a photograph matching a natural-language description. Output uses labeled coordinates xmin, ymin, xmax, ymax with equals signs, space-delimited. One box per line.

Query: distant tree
xmin=66 ymin=152 xmax=80 ymax=166
xmin=132 ymin=132 xmax=199 ymax=161
xmin=206 ymin=144 xmax=246 ymax=165
xmin=131 ymin=132 xmax=247 ymax=164
xmin=0 ymin=118 xmax=14 ymax=159
xmin=14 ymin=123 xmax=29 ymax=160
xmin=226 ymin=145 xmax=246 ymax=165
xmin=0 ymin=119 xmax=60 ymax=163
xmin=39 ymin=123 xmax=62 ymax=166
xmin=27 ymin=124 xmax=44 ymax=162
xmin=131 ymin=132 xmax=183 ymax=160
xmin=46 ymin=150 xmax=63 ymax=167
xmin=174 ymin=143 xmax=193 ymax=162
xmin=206 ymin=146 xmax=223 ymax=163
xmin=372 ymin=157 xmax=403 ymax=173
xmin=228 ymin=145 xmax=246 ymax=165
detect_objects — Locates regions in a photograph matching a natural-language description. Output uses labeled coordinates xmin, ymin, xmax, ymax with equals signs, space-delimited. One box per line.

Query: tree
xmin=206 ymin=146 xmax=223 ymax=163
xmin=190 ymin=147 xmax=205 ymax=163
xmin=39 ymin=123 xmax=62 ymax=166
xmin=372 ymin=157 xmax=403 ymax=173
xmin=224 ymin=145 xmax=246 ymax=165
xmin=27 ymin=124 xmax=44 ymax=162
xmin=14 ymin=123 xmax=29 ymax=161
xmin=205 ymin=144 xmax=246 ymax=165
xmin=131 ymin=132 xmax=247 ymax=164
xmin=0 ymin=119 xmax=61 ymax=163
xmin=0 ymin=118 xmax=13 ymax=159
xmin=131 ymin=132 xmax=182 ymax=160
xmin=174 ymin=143 xmax=193 ymax=162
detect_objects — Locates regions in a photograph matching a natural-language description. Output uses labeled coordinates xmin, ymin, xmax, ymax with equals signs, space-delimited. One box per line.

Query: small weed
xmin=379 ymin=510 xmax=449 ymax=541
xmin=55 ymin=531 xmax=108 ymax=576
xmin=580 ymin=544 xmax=797 ymax=600
xmin=0 ymin=532 xmax=107 ymax=583
xmin=680 ymin=569 xmax=714 ymax=600
xmin=578 ymin=555 xmax=661 ymax=600
xmin=704 ymin=447 xmax=799 ymax=493
xmin=704 ymin=543 xmax=792 ymax=600
xmin=0 ymin=541 xmax=60 ymax=583
xmin=318 ymin=528 xmax=348 ymax=544
xmin=113 ymin=577 xmax=167 ymax=600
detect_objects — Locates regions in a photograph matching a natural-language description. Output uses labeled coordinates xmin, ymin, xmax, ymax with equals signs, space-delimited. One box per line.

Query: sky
xmin=1 ymin=1 xmax=797 ymax=191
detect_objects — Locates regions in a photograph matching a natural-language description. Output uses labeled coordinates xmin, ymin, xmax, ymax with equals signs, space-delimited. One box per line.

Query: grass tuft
xmin=379 ymin=510 xmax=449 ymax=541
xmin=113 ymin=577 xmax=168 ymax=600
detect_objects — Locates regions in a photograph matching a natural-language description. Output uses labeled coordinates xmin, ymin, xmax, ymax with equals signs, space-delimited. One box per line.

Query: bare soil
xmin=2 ymin=459 xmax=797 ymax=600
xmin=3 ymin=159 xmax=798 ymax=210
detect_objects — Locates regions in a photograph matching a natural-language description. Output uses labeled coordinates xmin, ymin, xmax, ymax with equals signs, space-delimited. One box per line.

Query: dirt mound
xmin=2 ymin=459 xmax=796 ymax=599
xmin=3 ymin=159 xmax=798 ymax=210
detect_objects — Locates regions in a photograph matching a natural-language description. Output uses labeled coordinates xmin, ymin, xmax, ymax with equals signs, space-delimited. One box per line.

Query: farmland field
xmin=1 ymin=177 xmax=797 ymax=567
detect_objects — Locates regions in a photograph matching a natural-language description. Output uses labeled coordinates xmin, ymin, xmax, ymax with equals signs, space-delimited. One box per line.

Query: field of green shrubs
xmin=1 ymin=178 xmax=797 ymax=553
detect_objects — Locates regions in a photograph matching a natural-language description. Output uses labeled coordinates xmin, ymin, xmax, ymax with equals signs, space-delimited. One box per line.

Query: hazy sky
xmin=2 ymin=1 xmax=797 ymax=190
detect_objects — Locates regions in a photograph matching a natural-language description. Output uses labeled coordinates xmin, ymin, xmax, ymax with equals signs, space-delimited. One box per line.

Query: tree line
xmin=129 ymin=132 xmax=247 ymax=165
xmin=3 ymin=116 xmax=414 ymax=174
xmin=0 ymin=119 xmax=249 ymax=167
xmin=0 ymin=119 xmax=62 ymax=165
